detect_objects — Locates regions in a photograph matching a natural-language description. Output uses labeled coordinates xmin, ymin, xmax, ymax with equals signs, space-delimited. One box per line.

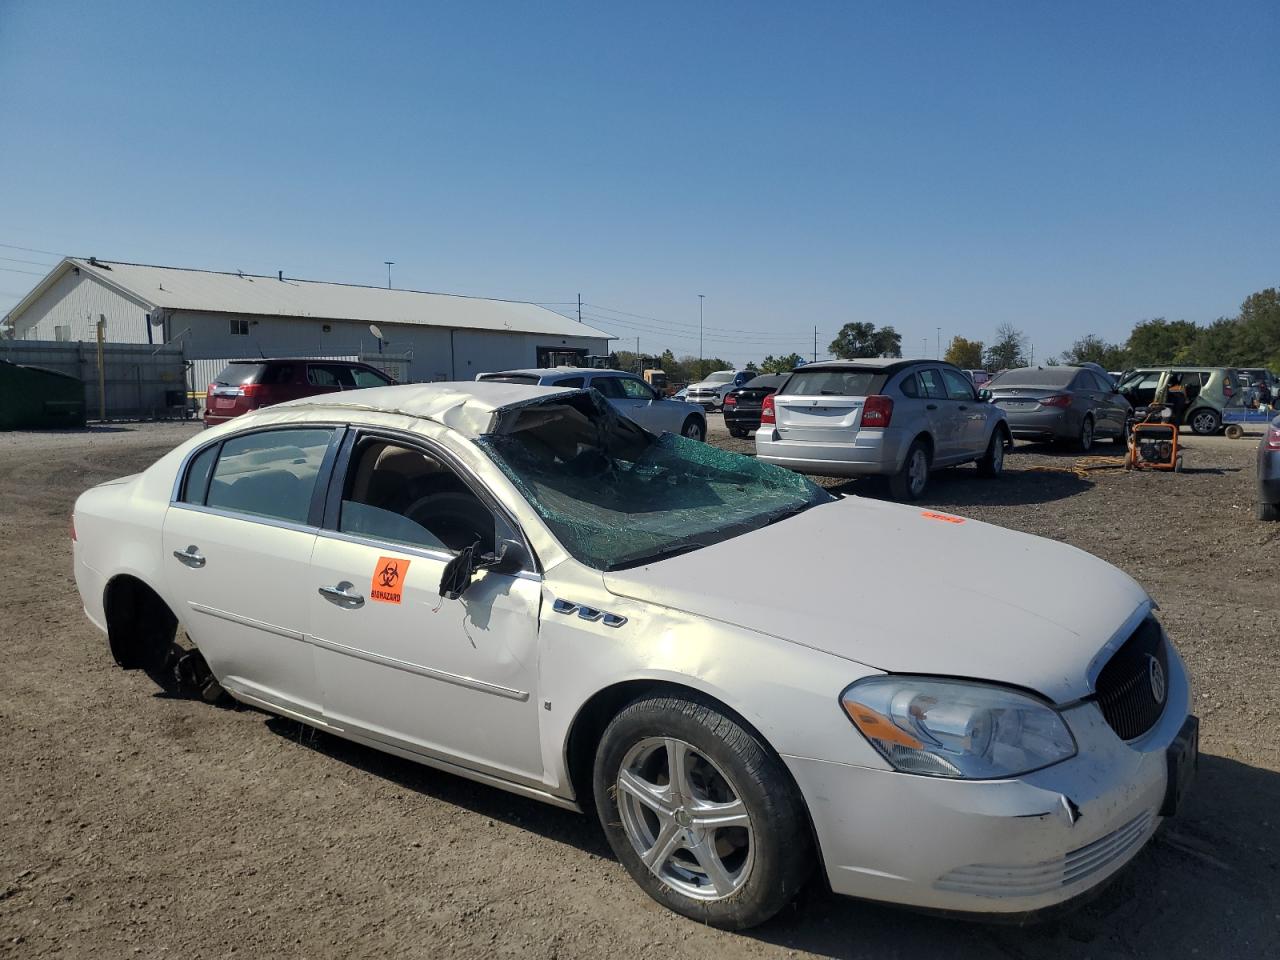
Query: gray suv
xmin=755 ymin=358 xmax=1010 ymax=500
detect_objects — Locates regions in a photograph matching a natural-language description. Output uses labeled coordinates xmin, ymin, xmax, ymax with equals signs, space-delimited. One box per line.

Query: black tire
xmin=593 ymin=694 xmax=813 ymax=930
xmin=729 ymin=426 xmax=748 ymax=439
xmin=681 ymin=416 xmax=707 ymax=442
xmin=976 ymin=428 xmax=1006 ymax=478
xmin=1188 ymin=408 xmax=1221 ymax=436
xmin=1077 ymin=415 xmax=1095 ymax=452
xmin=888 ymin=438 xmax=930 ymax=500
xmin=1112 ymin=420 xmax=1132 ymax=446
xmin=1257 ymin=501 xmax=1279 ymax=522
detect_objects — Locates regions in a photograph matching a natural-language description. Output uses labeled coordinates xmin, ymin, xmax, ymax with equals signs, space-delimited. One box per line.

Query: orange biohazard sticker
xmin=920 ymin=511 xmax=965 ymax=525
xmin=370 ymin=556 xmax=411 ymax=604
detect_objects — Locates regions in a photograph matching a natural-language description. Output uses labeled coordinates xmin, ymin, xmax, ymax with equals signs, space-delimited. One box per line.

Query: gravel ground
xmin=2 ymin=418 xmax=1278 ymax=959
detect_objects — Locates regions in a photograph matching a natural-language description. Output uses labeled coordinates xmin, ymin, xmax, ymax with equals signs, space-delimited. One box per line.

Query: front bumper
xmin=786 ymin=647 xmax=1191 ymax=915
xmin=754 ymin=428 xmax=909 ymax=477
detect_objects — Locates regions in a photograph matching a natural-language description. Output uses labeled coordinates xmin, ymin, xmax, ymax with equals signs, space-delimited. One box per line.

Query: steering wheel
xmin=402 ymin=492 xmax=495 ymax=554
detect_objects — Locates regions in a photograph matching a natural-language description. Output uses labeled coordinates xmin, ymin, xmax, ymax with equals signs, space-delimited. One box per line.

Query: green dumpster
xmin=0 ymin=360 xmax=87 ymax=430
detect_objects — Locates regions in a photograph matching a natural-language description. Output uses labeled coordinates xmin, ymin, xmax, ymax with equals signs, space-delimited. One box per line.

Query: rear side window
xmin=591 ymin=377 xmax=626 ymax=399
xmin=553 ymin=376 xmax=585 ymax=388
xmin=204 ymin=428 xmax=335 ymax=524
xmin=307 ymin=364 xmax=356 ymax=388
xmin=781 ymin=369 xmax=887 ymax=396
xmin=899 ymin=373 xmax=920 ymax=398
xmin=262 ymin=364 xmax=295 ymax=385
xmin=213 ymin=363 xmax=265 ymax=386
xmin=179 ymin=444 xmax=219 ymax=503
xmin=941 ymin=369 xmax=975 ymax=400
xmin=917 ymin=369 xmax=947 ymax=400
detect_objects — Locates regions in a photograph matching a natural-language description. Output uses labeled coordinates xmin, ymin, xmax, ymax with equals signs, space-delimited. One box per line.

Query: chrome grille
xmin=934 ymin=812 xmax=1153 ymax=898
xmin=1094 ymin=617 xmax=1168 ymax=740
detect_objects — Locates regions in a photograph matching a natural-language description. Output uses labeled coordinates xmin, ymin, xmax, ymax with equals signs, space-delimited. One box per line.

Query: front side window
xmin=618 ymin=377 xmax=656 ymax=400
xmin=591 ymin=377 xmax=626 ymax=399
xmin=351 ymin=367 xmax=392 ymax=388
xmin=229 ymin=318 xmax=250 ymax=336
xmin=338 ymin=438 xmax=496 ymax=554
xmin=477 ymin=392 xmax=833 ymax=570
xmin=941 ymin=368 xmax=975 ymax=401
xmin=308 ymin=364 xmax=355 ymax=388
xmin=203 ymin=428 xmax=334 ymax=524
xmin=554 ymin=376 xmax=585 ymax=389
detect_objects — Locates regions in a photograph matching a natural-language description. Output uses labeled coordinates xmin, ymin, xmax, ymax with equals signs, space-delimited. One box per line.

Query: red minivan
xmin=204 ymin=359 xmax=396 ymax=426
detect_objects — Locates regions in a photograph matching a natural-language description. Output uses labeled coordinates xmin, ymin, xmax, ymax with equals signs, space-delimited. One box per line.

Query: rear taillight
xmin=240 ymin=383 xmax=263 ymax=399
xmin=862 ymin=395 xmax=894 ymax=428
xmin=1038 ymin=394 xmax=1072 ymax=408
xmin=724 ymin=394 xmax=737 ymax=407
xmin=760 ymin=394 xmax=776 ymax=425
xmin=1268 ymin=426 xmax=1280 ymax=450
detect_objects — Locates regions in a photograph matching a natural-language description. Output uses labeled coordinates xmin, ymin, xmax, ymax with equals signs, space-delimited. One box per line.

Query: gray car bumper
xmin=1003 ymin=408 xmax=1073 ymax=440
xmin=755 ymin=428 xmax=911 ymax=477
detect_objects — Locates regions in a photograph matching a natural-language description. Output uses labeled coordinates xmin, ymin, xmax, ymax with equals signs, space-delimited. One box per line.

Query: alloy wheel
xmin=615 ymin=737 xmax=754 ymax=901
xmin=991 ymin=435 xmax=1004 ymax=472
xmin=908 ymin=449 xmax=928 ymax=496
xmin=1081 ymin=418 xmax=1094 ymax=450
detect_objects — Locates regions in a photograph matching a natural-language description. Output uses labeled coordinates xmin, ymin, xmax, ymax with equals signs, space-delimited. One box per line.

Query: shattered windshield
xmin=476 ymin=392 xmax=834 ymax=570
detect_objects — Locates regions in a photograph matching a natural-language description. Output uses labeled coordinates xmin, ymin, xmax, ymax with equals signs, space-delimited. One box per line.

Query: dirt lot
xmin=2 ymin=419 xmax=1278 ymax=959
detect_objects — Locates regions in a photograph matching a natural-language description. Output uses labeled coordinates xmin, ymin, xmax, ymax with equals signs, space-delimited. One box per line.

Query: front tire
xmin=729 ymin=426 xmax=748 ymax=439
xmin=889 ymin=439 xmax=930 ymax=500
xmin=1189 ymin=408 xmax=1221 ymax=436
xmin=593 ymin=694 xmax=813 ymax=930
xmin=681 ymin=416 xmax=707 ymax=442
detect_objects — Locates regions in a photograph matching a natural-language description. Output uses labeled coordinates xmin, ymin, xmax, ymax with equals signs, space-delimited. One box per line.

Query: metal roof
xmin=9 ymin=258 xmax=613 ymax=340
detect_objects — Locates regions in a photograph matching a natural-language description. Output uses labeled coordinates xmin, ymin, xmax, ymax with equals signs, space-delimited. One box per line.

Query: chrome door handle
xmin=173 ymin=546 xmax=206 ymax=568
xmin=318 ymin=582 xmax=365 ymax=608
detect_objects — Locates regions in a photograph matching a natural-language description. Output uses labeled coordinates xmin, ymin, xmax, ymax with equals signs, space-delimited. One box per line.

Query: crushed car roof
xmin=277 ymin=381 xmax=576 ymax=437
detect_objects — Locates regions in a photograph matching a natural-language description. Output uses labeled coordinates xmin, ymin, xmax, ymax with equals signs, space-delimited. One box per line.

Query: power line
xmin=0 ymin=266 xmax=46 ymax=276
xmin=0 ymin=255 xmax=55 ymax=267
xmin=0 ymin=241 xmax=66 ymax=257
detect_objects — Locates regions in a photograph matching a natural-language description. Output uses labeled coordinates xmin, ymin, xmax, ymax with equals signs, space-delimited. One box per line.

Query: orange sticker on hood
xmin=371 ymin=556 xmax=411 ymax=604
xmin=921 ymin=511 xmax=965 ymax=524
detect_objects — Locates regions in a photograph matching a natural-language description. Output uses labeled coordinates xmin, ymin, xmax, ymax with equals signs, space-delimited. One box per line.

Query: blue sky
xmin=1 ymin=1 xmax=1276 ymax=364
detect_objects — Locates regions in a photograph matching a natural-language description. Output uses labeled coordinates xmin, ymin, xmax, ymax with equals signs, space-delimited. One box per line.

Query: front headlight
xmin=840 ymin=677 xmax=1077 ymax=779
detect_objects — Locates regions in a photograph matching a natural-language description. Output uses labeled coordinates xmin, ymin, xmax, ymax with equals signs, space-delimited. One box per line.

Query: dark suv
xmin=204 ymin=359 xmax=395 ymax=426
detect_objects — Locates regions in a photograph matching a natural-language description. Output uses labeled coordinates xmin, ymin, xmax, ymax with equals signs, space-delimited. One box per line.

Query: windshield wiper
xmin=605 ymin=541 xmax=708 ymax=571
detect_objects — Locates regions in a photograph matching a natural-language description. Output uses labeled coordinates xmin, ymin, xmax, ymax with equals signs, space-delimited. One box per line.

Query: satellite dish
xmin=369 ymin=324 xmax=384 ymax=342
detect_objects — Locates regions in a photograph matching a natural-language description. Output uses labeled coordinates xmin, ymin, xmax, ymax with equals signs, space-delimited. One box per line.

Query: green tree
xmin=760 ymin=352 xmax=804 ymax=374
xmin=829 ymin=322 xmax=902 ymax=359
xmin=1060 ymin=334 xmax=1127 ymax=370
xmin=679 ymin=355 xmax=734 ymax=382
xmin=1235 ymin=288 xmax=1280 ymax=369
xmin=1123 ymin=318 xmax=1199 ymax=366
xmin=943 ymin=336 xmax=984 ymax=369
xmin=983 ymin=323 xmax=1028 ymax=371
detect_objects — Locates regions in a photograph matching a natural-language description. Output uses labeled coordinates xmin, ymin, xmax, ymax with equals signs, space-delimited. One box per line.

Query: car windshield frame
xmin=475 ymin=392 xmax=834 ymax=570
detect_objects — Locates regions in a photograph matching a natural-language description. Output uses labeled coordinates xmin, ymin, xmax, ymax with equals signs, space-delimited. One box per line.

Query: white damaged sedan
xmin=72 ymin=382 xmax=1197 ymax=929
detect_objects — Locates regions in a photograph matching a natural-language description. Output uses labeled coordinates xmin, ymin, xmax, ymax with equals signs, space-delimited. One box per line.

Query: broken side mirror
xmin=438 ymin=541 xmax=524 ymax=600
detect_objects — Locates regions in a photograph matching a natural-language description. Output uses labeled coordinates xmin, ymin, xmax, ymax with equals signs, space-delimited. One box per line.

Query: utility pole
xmin=813 ymin=326 xmax=818 ymax=363
xmin=384 ymin=261 xmax=394 ymax=289
xmin=577 ymin=293 xmax=582 ymax=323
xmin=921 ymin=337 xmax=927 ymax=359
xmin=936 ymin=327 xmax=941 ymax=360
xmin=698 ymin=295 xmax=704 ymax=376
xmin=95 ymin=314 xmax=106 ymax=421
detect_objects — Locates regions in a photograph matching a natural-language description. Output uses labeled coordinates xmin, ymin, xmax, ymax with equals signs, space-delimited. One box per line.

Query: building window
xmin=54 ymin=324 xmax=71 ymax=342
xmin=229 ymin=318 xmax=250 ymax=336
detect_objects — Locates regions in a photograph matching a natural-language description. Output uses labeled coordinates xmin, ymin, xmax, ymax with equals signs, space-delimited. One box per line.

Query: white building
xmin=3 ymin=258 xmax=613 ymax=382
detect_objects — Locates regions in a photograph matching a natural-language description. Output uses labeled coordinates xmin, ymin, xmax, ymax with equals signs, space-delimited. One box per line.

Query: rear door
xmin=915 ymin=368 xmax=958 ymax=458
xmin=940 ymin=367 xmax=985 ymax=456
xmin=771 ymin=367 xmax=887 ymax=443
xmin=162 ymin=426 xmax=341 ymax=720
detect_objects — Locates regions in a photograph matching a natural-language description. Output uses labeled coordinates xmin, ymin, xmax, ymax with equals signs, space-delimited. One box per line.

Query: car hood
xmin=688 ymin=380 xmax=732 ymax=391
xmin=602 ymin=496 xmax=1149 ymax=703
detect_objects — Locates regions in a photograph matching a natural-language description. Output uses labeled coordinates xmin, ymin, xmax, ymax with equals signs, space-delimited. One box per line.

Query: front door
xmin=162 ymin=426 xmax=340 ymax=719
xmin=916 ymin=368 xmax=960 ymax=459
xmin=307 ymin=432 xmax=545 ymax=785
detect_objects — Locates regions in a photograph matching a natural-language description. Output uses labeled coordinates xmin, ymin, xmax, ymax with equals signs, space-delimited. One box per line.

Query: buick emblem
xmin=1147 ymin=655 xmax=1167 ymax=704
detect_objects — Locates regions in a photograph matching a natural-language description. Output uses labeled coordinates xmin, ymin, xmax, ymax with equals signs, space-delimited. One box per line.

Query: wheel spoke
xmin=617 ymin=768 xmax=673 ymax=816
xmin=665 ymin=738 xmax=693 ymax=801
xmin=687 ymin=835 xmax=736 ymax=896
xmin=642 ymin=819 xmax=685 ymax=870
xmin=689 ymin=797 xmax=750 ymax=831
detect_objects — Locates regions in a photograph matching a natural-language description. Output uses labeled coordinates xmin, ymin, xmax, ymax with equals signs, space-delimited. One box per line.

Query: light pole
xmin=921 ymin=337 xmax=927 ymax=358
xmin=698 ymin=294 xmax=704 ymax=375
xmin=936 ymin=327 xmax=941 ymax=360
xmin=384 ymin=261 xmax=395 ymax=289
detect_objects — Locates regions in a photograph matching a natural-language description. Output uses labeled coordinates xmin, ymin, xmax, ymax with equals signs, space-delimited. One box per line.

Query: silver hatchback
xmin=755 ymin=359 xmax=1010 ymax=499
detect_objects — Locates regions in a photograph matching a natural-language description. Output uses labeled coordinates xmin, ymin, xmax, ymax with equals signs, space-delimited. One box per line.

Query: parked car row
xmin=74 ymin=377 xmax=1197 ymax=930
